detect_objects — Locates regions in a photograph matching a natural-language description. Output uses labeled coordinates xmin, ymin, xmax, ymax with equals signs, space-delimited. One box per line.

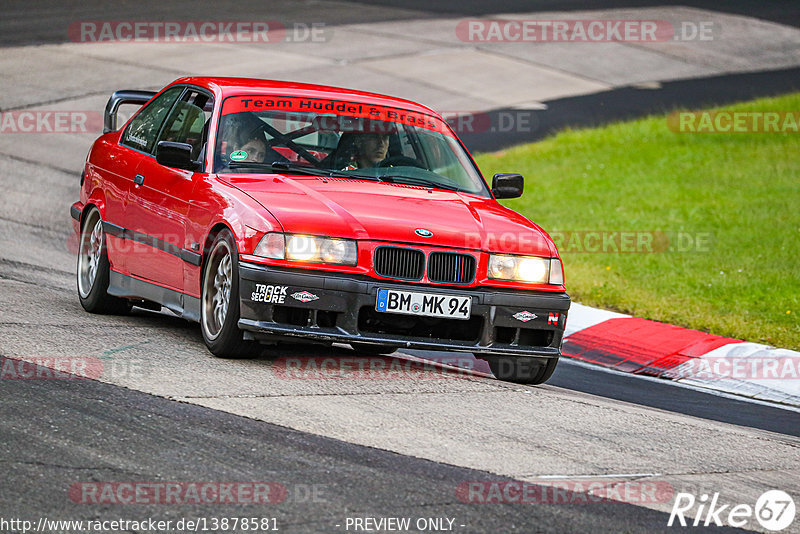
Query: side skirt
xmin=108 ymin=271 xmax=201 ymax=322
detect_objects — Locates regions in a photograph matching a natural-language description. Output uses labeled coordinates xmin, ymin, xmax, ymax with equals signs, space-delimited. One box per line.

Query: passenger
xmin=233 ymin=134 xmax=267 ymax=163
xmin=223 ymin=112 xmax=270 ymax=163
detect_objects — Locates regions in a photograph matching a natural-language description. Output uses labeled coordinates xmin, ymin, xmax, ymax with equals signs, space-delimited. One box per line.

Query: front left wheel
xmin=77 ymin=208 xmax=131 ymax=315
xmin=201 ymin=230 xmax=257 ymax=359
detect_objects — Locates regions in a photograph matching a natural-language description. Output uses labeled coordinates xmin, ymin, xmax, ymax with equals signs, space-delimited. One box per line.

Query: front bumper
xmin=238 ymin=262 xmax=570 ymax=358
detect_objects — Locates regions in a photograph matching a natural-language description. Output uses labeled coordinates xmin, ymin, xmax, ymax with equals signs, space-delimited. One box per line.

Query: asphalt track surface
xmin=457 ymin=66 xmax=800 ymax=151
xmin=2 ymin=0 xmax=798 ymax=47
xmin=2 ymin=1 xmax=800 ymax=533
xmin=405 ymin=350 xmax=800 ymax=438
xmin=1 ymin=364 xmax=751 ymax=534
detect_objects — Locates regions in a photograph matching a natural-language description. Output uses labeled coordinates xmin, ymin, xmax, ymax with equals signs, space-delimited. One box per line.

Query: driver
xmin=342 ymin=132 xmax=390 ymax=170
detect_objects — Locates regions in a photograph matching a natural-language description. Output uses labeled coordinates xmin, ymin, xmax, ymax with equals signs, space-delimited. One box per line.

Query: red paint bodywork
xmin=74 ymin=77 xmax=565 ymax=301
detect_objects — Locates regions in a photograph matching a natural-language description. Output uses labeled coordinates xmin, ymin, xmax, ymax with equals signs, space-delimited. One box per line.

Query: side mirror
xmin=156 ymin=141 xmax=199 ymax=171
xmin=492 ymin=173 xmax=524 ymax=199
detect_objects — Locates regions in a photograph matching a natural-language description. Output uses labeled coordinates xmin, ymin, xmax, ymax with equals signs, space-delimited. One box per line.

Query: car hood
xmin=224 ymin=174 xmax=556 ymax=256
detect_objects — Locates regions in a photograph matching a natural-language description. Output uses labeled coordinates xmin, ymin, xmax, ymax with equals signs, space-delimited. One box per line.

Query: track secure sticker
xmin=251 ymin=284 xmax=287 ymax=303
xmin=230 ymin=150 xmax=247 ymax=161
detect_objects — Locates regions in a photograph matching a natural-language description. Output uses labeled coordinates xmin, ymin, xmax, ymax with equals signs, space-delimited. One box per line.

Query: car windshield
xmin=214 ymin=95 xmax=488 ymax=195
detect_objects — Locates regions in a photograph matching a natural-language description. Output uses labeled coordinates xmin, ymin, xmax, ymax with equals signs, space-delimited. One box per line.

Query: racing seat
xmin=323 ymin=133 xmax=359 ymax=169
xmin=192 ymin=118 xmax=210 ymax=163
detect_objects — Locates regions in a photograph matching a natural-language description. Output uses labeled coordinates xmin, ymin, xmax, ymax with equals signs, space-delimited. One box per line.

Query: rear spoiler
xmin=103 ymin=90 xmax=157 ymax=133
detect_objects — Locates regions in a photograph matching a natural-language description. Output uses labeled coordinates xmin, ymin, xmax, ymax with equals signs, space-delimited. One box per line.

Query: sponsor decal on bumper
xmin=513 ymin=311 xmax=537 ymax=322
xmin=291 ymin=291 xmax=319 ymax=303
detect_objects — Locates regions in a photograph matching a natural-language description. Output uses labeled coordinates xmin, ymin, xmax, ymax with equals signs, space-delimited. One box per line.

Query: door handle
xmin=134 ymin=174 xmax=145 ymax=186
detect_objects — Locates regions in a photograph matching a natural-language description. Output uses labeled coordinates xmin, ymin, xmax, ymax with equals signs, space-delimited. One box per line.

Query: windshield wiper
xmin=227 ymin=162 xmax=461 ymax=191
xmin=378 ymin=174 xmax=462 ymax=192
xmin=230 ymin=161 xmax=382 ymax=182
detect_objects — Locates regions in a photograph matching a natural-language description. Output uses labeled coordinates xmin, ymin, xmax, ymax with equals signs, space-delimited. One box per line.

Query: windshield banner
xmin=221 ymin=96 xmax=450 ymax=135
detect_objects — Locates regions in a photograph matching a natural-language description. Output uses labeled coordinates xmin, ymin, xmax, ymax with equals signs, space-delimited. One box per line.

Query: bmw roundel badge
xmin=415 ymin=228 xmax=433 ymax=237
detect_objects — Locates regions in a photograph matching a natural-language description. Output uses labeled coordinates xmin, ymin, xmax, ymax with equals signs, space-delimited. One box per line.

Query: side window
xmin=121 ymin=86 xmax=183 ymax=153
xmin=157 ymin=90 xmax=214 ymax=160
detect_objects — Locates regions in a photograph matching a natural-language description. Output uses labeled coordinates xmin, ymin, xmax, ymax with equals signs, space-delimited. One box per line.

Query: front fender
xmin=190 ymin=176 xmax=284 ymax=256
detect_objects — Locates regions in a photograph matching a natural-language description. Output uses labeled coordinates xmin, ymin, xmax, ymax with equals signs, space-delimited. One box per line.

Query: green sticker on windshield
xmin=230 ymin=150 xmax=247 ymax=161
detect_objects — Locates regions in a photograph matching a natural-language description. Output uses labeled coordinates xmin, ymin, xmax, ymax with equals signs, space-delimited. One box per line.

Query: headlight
xmin=253 ymin=232 xmax=357 ymax=266
xmin=488 ymin=254 xmax=563 ymax=284
xmin=320 ymin=239 xmax=352 ymax=264
xmin=286 ymin=235 xmax=318 ymax=261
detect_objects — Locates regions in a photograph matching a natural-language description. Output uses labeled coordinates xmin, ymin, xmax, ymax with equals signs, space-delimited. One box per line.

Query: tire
xmin=351 ymin=342 xmax=398 ymax=356
xmin=77 ymin=208 xmax=131 ymax=315
xmin=481 ymin=355 xmax=559 ymax=385
xmin=200 ymin=230 xmax=257 ymax=359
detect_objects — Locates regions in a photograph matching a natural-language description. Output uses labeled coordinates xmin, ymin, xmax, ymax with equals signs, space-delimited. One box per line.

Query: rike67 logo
xmin=668 ymin=490 xmax=795 ymax=531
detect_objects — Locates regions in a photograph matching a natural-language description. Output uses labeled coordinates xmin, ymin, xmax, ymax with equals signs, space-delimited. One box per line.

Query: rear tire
xmin=77 ymin=208 xmax=131 ymax=315
xmin=201 ymin=230 xmax=258 ymax=359
xmin=481 ymin=355 xmax=559 ymax=385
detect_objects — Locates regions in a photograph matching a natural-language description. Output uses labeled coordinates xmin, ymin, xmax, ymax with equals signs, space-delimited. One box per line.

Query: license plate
xmin=375 ymin=289 xmax=471 ymax=320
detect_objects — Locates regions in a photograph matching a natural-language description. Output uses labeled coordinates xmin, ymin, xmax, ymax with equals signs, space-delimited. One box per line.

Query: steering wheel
xmin=379 ymin=155 xmax=425 ymax=169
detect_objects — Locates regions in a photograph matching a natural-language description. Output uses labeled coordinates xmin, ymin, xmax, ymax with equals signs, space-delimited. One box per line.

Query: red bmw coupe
xmin=71 ymin=77 xmax=570 ymax=384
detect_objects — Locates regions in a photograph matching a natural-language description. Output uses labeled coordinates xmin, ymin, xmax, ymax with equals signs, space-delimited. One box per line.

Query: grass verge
xmin=474 ymin=94 xmax=800 ymax=349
